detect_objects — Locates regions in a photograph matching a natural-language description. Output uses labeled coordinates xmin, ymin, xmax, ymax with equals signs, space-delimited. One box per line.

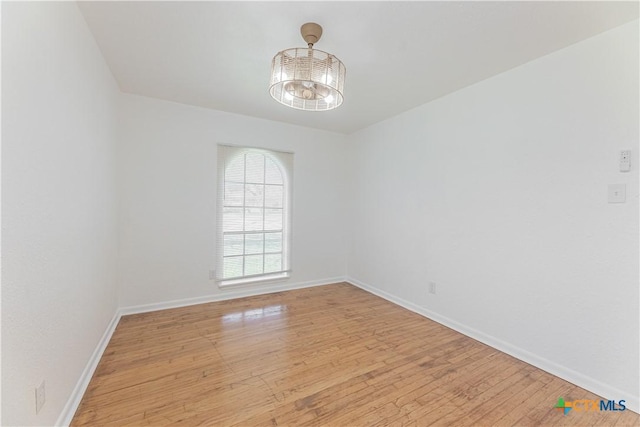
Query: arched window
xmin=216 ymin=146 xmax=292 ymax=286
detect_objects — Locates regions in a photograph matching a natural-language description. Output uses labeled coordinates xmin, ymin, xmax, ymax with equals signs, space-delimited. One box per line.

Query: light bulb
xmin=284 ymin=92 xmax=294 ymax=101
xmin=324 ymin=94 xmax=334 ymax=104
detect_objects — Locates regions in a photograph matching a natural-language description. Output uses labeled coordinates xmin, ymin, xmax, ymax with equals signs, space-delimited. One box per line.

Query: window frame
xmin=215 ymin=145 xmax=293 ymax=287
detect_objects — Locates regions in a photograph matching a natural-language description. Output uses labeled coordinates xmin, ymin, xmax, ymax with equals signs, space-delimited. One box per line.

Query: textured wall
xmin=117 ymin=94 xmax=349 ymax=308
xmin=347 ymin=20 xmax=639 ymax=409
xmin=3 ymin=2 xmax=638 ymax=423
xmin=2 ymin=3 xmax=120 ymax=425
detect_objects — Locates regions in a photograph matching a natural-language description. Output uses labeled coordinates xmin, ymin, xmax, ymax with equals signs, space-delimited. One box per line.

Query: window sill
xmin=217 ymin=272 xmax=290 ymax=288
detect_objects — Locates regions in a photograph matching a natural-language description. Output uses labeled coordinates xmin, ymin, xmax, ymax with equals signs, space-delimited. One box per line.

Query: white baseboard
xmin=119 ymin=276 xmax=347 ymax=315
xmin=346 ymin=277 xmax=639 ymax=414
xmin=57 ymin=275 xmax=636 ymax=426
xmin=57 ymin=276 xmax=347 ymax=425
xmin=55 ymin=311 xmax=122 ymax=426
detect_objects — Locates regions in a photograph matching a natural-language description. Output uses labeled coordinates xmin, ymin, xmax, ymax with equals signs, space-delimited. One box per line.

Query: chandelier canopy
xmin=269 ymin=23 xmax=346 ymax=111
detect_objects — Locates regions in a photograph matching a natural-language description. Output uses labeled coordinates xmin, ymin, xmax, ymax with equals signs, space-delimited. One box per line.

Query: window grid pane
xmin=223 ymin=234 xmax=244 ymax=256
xmin=265 ymin=254 xmax=282 ymax=273
xmin=224 ymin=182 xmax=244 ymax=207
xmin=223 ymin=256 xmax=243 ymax=279
xmin=245 ymin=153 xmax=265 ymax=184
xmin=225 ymin=156 xmax=245 ymax=182
xmin=265 ymin=232 xmax=282 ymax=253
xmin=244 ymin=254 xmax=264 ymax=276
xmin=223 ymin=207 xmax=244 ymax=232
xmin=265 ymin=185 xmax=283 ymax=208
xmin=221 ymin=150 xmax=288 ymax=281
xmin=245 ymin=184 xmax=264 ymax=207
xmin=245 ymin=233 xmax=264 ymax=255
xmin=265 ymin=157 xmax=283 ymax=185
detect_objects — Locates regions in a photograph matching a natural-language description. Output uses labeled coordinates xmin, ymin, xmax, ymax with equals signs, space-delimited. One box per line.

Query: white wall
xmin=2 ymin=2 xmax=637 ymax=423
xmin=347 ymin=20 xmax=639 ymax=409
xmin=1 ymin=3 xmax=120 ymax=426
xmin=117 ymin=94 xmax=348 ymax=308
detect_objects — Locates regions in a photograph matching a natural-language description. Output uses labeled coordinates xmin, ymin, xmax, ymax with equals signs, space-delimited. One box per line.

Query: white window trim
xmin=218 ymin=272 xmax=291 ymax=288
xmin=215 ymin=145 xmax=293 ymax=287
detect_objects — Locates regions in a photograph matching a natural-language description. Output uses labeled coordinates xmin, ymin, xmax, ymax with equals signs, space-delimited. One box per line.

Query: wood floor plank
xmin=71 ymin=283 xmax=640 ymax=426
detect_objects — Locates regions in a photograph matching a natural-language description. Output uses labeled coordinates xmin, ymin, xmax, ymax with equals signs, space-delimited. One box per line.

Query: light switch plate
xmin=608 ymin=184 xmax=626 ymax=203
xmin=620 ymin=150 xmax=631 ymax=172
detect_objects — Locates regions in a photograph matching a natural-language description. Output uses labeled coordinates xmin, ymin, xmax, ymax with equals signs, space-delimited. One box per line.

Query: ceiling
xmin=78 ymin=1 xmax=639 ymax=134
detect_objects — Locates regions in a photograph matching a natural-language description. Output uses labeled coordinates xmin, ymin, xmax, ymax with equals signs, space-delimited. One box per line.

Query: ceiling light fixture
xmin=269 ymin=23 xmax=346 ymax=111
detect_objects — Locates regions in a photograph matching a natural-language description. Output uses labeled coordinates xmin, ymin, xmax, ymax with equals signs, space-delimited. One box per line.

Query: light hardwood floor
xmin=71 ymin=283 xmax=639 ymax=426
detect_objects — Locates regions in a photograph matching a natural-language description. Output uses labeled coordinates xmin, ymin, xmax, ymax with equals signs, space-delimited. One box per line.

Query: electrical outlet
xmin=608 ymin=184 xmax=626 ymax=203
xmin=428 ymin=282 xmax=437 ymax=295
xmin=209 ymin=269 xmax=216 ymax=280
xmin=35 ymin=381 xmax=45 ymax=414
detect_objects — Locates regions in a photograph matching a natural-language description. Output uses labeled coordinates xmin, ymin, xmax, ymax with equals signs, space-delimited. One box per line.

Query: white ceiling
xmin=78 ymin=1 xmax=639 ymax=134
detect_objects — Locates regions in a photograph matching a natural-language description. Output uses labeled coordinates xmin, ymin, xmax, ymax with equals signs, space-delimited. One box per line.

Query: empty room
xmin=2 ymin=1 xmax=639 ymax=426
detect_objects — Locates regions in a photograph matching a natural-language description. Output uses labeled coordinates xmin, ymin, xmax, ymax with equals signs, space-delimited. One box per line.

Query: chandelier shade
xmin=269 ymin=23 xmax=346 ymax=111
